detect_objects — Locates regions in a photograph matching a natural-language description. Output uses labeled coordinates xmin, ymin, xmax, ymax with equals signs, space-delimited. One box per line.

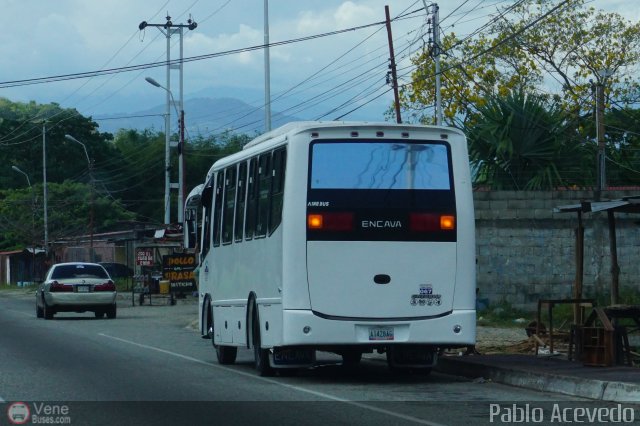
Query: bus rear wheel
xmin=215 ymin=344 xmax=238 ymax=364
xmin=341 ymin=350 xmax=363 ymax=367
xmin=252 ymin=310 xmax=273 ymax=376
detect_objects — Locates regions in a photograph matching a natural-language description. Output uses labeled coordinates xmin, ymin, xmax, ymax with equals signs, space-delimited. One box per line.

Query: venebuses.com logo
xmin=6 ymin=402 xmax=71 ymax=425
xmin=6 ymin=402 xmax=30 ymax=425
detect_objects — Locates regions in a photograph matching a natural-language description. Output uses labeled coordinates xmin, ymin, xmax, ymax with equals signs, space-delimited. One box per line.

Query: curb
xmin=435 ymin=356 xmax=640 ymax=402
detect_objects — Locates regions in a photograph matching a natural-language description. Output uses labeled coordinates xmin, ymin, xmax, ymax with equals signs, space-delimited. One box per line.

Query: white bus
xmin=196 ymin=122 xmax=475 ymax=375
xmin=184 ymin=184 xmax=204 ymax=251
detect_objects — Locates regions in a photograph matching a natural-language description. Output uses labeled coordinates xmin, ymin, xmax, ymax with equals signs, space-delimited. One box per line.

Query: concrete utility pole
xmin=595 ymin=81 xmax=606 ymax=201
xmin=593 ymin=70 xmax=611 ymax=201
xmin=423 ymin=1 xmax=442 ymax=125
xmin=38 ymin=121 xmax=49 ymax=256
xmin=385 ymin=5 xmax=402 ymax=124
xmin=139 ymin=14 xmax=197 ymax=224
xmin=264 ymin=0 xmax=272 ymax=132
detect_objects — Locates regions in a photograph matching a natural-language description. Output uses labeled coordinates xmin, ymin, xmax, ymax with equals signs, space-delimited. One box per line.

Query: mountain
xmin=94 ymin=97 xmax=303 ymax=136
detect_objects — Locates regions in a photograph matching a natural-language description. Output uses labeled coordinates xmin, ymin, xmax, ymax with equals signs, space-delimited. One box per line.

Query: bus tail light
xmin=307 ymin=212 xmax=354 ymax=231
xmin=410 ymin=213 xmax=455 ymax=231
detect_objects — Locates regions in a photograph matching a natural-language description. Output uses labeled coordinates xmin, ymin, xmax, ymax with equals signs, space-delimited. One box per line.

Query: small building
xmin=0 ymin=248 xmax=47 ymax=286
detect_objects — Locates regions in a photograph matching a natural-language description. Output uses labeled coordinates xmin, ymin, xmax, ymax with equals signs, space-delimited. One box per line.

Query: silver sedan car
xmin=36 ymin=262 xmax=117 ymax=319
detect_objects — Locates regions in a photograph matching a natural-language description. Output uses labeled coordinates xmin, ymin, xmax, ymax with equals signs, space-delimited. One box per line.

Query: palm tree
xmin=466 ymin=91 xmax=591 ymax=190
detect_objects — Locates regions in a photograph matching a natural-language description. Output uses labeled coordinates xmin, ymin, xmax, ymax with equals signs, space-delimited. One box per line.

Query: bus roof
xmin=242 ymin=121 xmax=464 ymax=149
xmin=185 ymin=184 xmax=204 ymax=207
xmin=203 ymin=121 xmax=465 ymax=176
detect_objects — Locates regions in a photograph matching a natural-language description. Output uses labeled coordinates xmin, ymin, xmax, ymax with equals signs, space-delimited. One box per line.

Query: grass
xmin=477 ymin=287 xmax=640 ymax=329
xmin=0 ymin=283 xmax=38 ymax=293
xmin=477 ymin=301 xmax=532 ymax=327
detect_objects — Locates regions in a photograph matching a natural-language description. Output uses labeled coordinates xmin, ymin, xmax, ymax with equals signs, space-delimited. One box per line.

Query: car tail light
xmin=410 ymin=213 xmax=455 ymax=231
xmin=307 ymin=212 xmax=354 ymax=231
xmin=94 ymin=280 xmax=116 ymax=292
xmin=49 ymin=281 xmax=73 ymax=292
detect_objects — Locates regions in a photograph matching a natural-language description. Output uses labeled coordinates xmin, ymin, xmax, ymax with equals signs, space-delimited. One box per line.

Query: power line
xmin=0 ymin=21 xmax=387 ymax=89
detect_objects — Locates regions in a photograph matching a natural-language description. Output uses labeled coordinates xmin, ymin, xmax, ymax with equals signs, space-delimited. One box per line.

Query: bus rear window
xmin=310 ymin=141 xmax=451 ymax=190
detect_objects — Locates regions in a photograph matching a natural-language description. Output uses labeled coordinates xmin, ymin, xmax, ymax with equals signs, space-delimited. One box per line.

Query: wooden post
xmin=607 ymin=210 xmax=620 ymax=305
xmin=385 ymin=5 xmax=402 ymax=124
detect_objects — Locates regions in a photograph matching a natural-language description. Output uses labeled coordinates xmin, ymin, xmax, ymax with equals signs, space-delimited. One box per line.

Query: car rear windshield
xmin=51 ymin=264 xmax=109 ymax=279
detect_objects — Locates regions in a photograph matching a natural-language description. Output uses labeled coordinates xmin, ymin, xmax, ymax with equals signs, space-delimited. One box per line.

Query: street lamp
xmin=12 ymin=165 xmax=31 ymax=187
xmin=12 ymin=165 xmax=36 ymax=283
xmin=145 ymin=76 xmax=185 ymax=224
xmin=65 ymin=134 xmax=94 ymax=262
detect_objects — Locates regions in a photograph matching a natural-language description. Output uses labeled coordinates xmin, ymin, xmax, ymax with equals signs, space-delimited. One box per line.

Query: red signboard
xmin=136 ymin=248 xmax=154 ymax=266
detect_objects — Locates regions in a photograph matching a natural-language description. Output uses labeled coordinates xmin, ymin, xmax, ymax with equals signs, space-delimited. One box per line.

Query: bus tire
xmin=252 ymin=308 xmax=273 ymax=376
xmin=216 ymin=345 xmax=238 ymax=364
xmin=203 ymin=299 xmax=212 ymax=339
xmin=341 ymin=350 xmax=363 ymax=367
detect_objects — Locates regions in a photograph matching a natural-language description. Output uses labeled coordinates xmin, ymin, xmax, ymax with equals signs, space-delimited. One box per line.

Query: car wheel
xmin=36 ymin=298 xmax=44 ymax=318
xmin=43 ymin=298 xmax=54 ymax=320
xmin=106 ymin=304 xmax=117 ymax=319
xmin=94 ymin=311 xmax=105 ymax=319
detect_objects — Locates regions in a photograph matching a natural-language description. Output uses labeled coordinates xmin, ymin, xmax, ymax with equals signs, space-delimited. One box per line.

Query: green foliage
xmin=0 ymin=181 xmax=135 ymax=250
xmin=467 ymin=91 xmax=593 ymax=189
xmin=477 ymin=300 xmax=532 ymax=328
xmin=403 ymin=0 xmax=640 ymax=126
xmin=0 ymin=98 xmax=248 ymax=250
xmin=401 ymin=0 xmax=640 ymax=190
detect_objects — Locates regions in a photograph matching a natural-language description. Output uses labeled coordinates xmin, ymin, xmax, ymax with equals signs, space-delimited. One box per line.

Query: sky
xmin=0 ymin=0 xmax=638 ymax=132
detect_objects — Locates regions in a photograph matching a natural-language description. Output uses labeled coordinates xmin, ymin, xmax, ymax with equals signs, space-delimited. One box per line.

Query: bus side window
xmin=245 ymin=157 xmax=258 ymax=240
xmin=269 ymin=147 xmax=286 ymax=235
xmin=200 ymin=181 xmax=213 ymax=258
xmin=212 ymin=172 xmax=224 ymax=247
xmin=235 ymin=161 xmax=247 ymax=242
xmin=255 ymin=152 xmax=272 ymax=238
xmin=222 ymin=166 xmax=236 ymax=245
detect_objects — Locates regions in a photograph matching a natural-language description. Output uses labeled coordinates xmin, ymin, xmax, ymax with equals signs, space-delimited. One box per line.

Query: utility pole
xmin=595 ymin=80 xmax=606 ymax=201
xmin=139 ymin=14 xmax=197 ymax=224
xmin=89 ymin=158 xmax=95 ymax=262
xmin=423 ymin=1 xmax=442 ymax=125
xmin=264 ymin=0 xmax=272 ymax=132
xmin=385 ymin=5 xmax=402 ymax=124
xmin=40 ymin=121 xmax=49 ymax=256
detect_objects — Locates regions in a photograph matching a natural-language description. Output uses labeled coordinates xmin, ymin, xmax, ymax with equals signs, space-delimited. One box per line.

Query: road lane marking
xmin=98 ymin=333 xmax=445 ymax=426
xmin=6 ymin=309 xmax=33 ymax=317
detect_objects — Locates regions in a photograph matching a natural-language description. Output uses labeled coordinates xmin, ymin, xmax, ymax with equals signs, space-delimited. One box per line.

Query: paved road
xmin=0 ymin=293 xmax=625 ymax=426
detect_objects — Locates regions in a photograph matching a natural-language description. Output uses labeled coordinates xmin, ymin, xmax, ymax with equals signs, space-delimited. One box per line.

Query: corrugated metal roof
xmin=554 ymin=195 xmax=640 ymax=214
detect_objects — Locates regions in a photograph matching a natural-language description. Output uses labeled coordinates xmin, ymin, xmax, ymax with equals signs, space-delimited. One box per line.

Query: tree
xmin=601 ymin=107 xmax=640 ymax=186
xmin=468 ymin=91 xmax=592 ymax=189
xmin=0 ymin=98 xmax=250 ymax=238
xmin=0 ymin=181 xmax=135 ymax=251
xmin=401 ymin=0 xmax=640 ymax=127
xmin=111 ymin=129 xmax=248 ymax=224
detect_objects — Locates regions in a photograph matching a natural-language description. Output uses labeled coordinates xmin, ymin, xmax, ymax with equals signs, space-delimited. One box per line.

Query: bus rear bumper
xmin=281 ymin=309 xmax=476 ymax=347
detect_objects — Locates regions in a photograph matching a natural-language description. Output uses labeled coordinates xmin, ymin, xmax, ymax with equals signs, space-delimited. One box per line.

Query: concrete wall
xmin=474 ymin=190 xmax=640 ymax=309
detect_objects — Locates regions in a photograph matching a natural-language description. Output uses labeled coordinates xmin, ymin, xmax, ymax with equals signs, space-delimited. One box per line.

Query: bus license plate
xmin=369 ymin=327 xmax=394 ymax=341
xmin=273 ymin=348 xmax=314 ymax=365
xmin=77 ymin=285 xmax=90 ymax=293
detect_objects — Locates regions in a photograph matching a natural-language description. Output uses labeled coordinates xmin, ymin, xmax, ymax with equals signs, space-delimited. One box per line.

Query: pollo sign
xmin=162 ymin=254 xmax=197 ymax=293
